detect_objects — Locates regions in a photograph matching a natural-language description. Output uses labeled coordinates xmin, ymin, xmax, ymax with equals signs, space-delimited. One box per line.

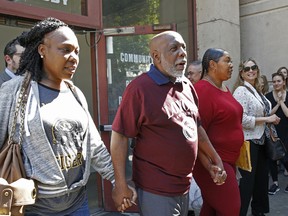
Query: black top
xmin=266 ymin=91 xmax=288 ymax=148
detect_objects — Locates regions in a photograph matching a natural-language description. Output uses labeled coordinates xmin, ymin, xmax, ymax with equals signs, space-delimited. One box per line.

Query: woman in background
xmin=266 ymin=72 xmax=288 ymax=195
xmin=277 ymin=66 xmax=288 ymax=89
xmin=233 ymin=58 xmax=280 ymax=216
xmin=259 ymin=75 xmax=270 ymax=94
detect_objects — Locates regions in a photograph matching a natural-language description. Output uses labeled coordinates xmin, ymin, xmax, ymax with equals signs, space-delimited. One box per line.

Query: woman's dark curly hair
xmin=201 ymin=48 xmax=225 ymax=79
xmin=16 ymin=17 xmax=68 ymax=81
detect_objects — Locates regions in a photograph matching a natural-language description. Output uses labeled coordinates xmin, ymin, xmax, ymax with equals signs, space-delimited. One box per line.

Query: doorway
xmin=96 ymin=25 xmax=176 ymax=212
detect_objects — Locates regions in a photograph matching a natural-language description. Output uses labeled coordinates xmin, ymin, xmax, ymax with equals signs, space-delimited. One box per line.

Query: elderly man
xmin=110 ymin=31 xmax=226 ymax=216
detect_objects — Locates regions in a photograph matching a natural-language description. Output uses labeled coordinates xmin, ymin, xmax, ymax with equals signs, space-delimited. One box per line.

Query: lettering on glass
xmin=120 ymin=53 xmax=152 ymax=64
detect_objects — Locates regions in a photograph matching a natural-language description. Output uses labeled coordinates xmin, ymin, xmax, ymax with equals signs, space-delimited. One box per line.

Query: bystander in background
xmin=277 ymin=66 xmax=288 ymax=89
xmin=266 ymin=72 xmax=288 ymax=195
xmin=185 ymin=59 xmax=203 ymax=216
xmin=233 ymin=58 xmax=280 ymax=216
xmin=259 ymin=75 xmax=270 ymax=94
xmin=187 ymin=60 xmax=202 ymax=84
xmin=0 ymin=37 xmax=25 ymax=87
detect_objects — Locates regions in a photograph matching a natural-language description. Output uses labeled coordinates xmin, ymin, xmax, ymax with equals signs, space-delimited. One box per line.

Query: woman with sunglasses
xmin=266 ymin=72 xmax=288 ymax=195
xmin=233 ymin=58 xmax=280 ymax=216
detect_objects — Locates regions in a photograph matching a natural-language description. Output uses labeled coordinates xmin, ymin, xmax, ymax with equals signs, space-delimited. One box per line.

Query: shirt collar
xmin=244 ymin=81 xmax=256 ymax=91
xmin=147 ymin=64 xmax=184 ymax=85
xmin=5 ymin=68 xmax=16 ymax=78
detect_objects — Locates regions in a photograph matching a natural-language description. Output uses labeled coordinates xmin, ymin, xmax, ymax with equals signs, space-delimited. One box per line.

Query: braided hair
xmin=201 ymin=48 xmax=225 ymax=79
xmin=16 ymin=17 xmax=68 ymax=81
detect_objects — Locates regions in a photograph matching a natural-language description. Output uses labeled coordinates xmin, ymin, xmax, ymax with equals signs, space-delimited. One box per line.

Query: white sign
xmin=43 ymin=0 xmax=68 ymax=5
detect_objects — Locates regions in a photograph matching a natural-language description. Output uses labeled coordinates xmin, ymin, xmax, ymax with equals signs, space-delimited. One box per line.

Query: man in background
xmin=187 ymin=60 xmax=203 ymax=216
xmin=0 ymin=37 xmax=25 ymax=87
xmin=187 ymin=60 xmax=202 ymax=84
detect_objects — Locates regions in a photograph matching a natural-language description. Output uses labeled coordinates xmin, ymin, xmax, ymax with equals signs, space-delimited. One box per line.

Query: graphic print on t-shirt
xmin=182 ymin=117 xmax=197 ymax=141
xmin=38 ymin=83 xmax=88 ymax=186
xmin=52 ymin=118 xmax=84 ymax=170
xmin=163 ymin=96 xmax=198 ymax=142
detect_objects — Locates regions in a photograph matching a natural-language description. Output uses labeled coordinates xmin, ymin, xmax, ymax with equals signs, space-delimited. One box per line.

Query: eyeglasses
xmin=13 ymin=53 xmax=22 ymax=57
xmin=243 ymin=65 xmax=258 ymax=72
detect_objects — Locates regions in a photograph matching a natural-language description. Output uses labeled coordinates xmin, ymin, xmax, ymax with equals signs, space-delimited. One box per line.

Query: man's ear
xmin=152 ymin=50 xmax=161 ymax=63
xmin=4 ymin=55 xmax=12 ymax=65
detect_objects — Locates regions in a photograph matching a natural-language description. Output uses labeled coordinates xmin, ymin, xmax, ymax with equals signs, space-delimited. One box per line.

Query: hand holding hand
xmin=112 ymin=183 xmax=137 ymax=212
xmin=209 ymin=164 xmax=227 ymax=185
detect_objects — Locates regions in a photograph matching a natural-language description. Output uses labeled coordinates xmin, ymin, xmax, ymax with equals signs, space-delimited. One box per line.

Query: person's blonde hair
xmin=260 ymin=75 xmax=269 ymax=94
xmin=232 ymin=58 xmax=262 ymax=93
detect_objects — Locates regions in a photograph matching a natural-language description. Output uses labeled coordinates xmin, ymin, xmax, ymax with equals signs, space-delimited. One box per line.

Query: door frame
xmin=95 ymin=24 xmax=176 ymax=211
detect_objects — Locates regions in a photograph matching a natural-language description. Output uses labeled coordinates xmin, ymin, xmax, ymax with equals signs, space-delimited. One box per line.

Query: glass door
xmin=97 ymin=25 xmax=176 ymax=212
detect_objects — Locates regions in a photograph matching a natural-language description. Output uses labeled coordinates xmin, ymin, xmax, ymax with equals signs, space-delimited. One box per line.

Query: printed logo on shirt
xmin=163 ymin=98 xmax=198 ymax=141
xmin=56 ymin=152 xmax=83 ymax=170
xmin=51 ymin=119 xmax=84 ymax=171
xmin=164 ymin=99 xmax=198 ymax=119
xmin=182 ymin=117 xmax=197 ymax=142
xmin=52 ymin=119 xmax=84 ymax=146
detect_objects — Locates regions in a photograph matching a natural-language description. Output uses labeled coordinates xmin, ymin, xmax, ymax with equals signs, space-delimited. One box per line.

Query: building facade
xmin=0 ymin=0 xmax=287 ymax=214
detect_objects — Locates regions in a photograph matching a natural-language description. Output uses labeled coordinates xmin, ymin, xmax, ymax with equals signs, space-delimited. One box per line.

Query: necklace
xmin=204 ymin=75 xmax=227 ymax=92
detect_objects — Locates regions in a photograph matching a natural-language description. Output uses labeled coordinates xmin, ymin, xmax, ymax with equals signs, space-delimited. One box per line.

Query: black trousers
xmin=239 ymin=141 xmax=269 ymax=216
xmin=269 ymin=153 xmax=288 ymax=182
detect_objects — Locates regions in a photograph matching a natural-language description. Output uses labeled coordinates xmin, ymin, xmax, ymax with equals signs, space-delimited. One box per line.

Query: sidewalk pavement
xmin=249 ymin=170 xmax=288 ymax=216
xmin=94 ymin=172 xmax=288 ymax=216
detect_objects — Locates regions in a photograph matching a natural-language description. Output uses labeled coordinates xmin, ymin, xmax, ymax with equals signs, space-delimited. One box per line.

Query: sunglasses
xmin=243 ymin=65 xmax=258 ymax=72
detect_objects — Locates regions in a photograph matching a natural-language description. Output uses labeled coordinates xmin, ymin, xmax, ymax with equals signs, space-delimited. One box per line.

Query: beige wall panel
xmin=196 ymin=0 xmax=240 ymax=88
xmin=240 ymin=0 xmax=288 ymax=81
xmin=159 ymin=0 xmax=189 ymax=48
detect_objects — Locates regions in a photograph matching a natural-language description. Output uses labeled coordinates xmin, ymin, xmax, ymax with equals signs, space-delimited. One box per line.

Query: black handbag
xmin=265 ymin=124 xmax=287 ymax=161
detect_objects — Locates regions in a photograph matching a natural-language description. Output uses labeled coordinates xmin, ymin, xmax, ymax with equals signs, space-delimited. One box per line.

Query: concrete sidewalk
xmin=251 ymin=170 xmax=288 ymax=216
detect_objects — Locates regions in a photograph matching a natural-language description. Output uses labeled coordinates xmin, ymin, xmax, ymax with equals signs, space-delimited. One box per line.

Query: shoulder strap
xmin=65 ymin=81 xmax=83 ymax=107
xmin=243 ymin=84 xmax=265 ymax=106
xmin=243 ymin=85 xmax=263 ymax=102
xmin=243 ymin=85 xmax=256 ymax=97
xmin=9 ymin=73 xmax=31 ymax=145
